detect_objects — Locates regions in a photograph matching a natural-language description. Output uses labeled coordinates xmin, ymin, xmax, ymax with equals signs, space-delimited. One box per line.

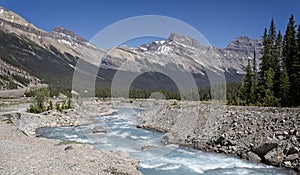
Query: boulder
xmin=287 ymin=146 xmax=299 ymax=155
xmin=161 ymin=133 xmax=176 ymax=145
xmin=214 ymin=135 xmax=225 ymax=145
xmin=242 ymin=151 xmax=261 ymax=163
xmin=115 ymin=150 xmax=129 ymax=158
xmin=251 ymin=141 xmax=278 ymax=157
xmin=285 ymin=153 xmax=299 ymax=161
xmin=136 ymin=125 xmax=143 ymax=128
xmin=277 ymin=135 xmax=285 ymax=140
xmin=264 ymin=149 xmax=284 ymax=166
xmin=92 ymin=126 xmax=107 ymax=134
xmin=282 ymin=161 xmax=292 ymax=168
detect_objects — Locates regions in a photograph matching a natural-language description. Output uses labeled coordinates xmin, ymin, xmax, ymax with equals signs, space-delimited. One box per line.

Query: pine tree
xmin=261 ymin=68 xmax=279 ymax=106
xmin=266 ymin=19 xmax=281 ymax=99
xmin=279 ymin=64 xmax=290 ymax=106
xmin=297 ymin=24 xmax=300 ymax=51
xmin=259 ymin=20 xmax=280 ymax=106
xmin=253 ymin=49 xmax=258 ymax=74
xmin=283 ymin=15 xmax=298 ymax=106
xmin=292 ymin=24 xmax=300 ymax=106
xmin=250 ymin=50 xmax=258 ymax=104
xmin=237 ymin=82 xmax=246 ymax=105
xmin=283 ymin=15 xmax=297 ymax=76
xmin=237 ymin=59 xmax=253 ymax=105
xmin=260 ymin=28 xmax=272 ymax=78
xmin=269 ymin=19 xmax=277 ymax=44
xmin=244 ymin=59 xmax=252 ymax=104
xmin=273 ymin=31 xmax=283 ymax=99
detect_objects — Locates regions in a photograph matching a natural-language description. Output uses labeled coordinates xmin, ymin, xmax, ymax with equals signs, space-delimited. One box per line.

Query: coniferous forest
xmin=233 ymin=15 xmax=300 ymax=107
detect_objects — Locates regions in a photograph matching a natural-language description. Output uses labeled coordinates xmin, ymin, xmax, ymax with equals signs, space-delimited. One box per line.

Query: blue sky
xmin=1 ymin=0 xmax=300 ymax=48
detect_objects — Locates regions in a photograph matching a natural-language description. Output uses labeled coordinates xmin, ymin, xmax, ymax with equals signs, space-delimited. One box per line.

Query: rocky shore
xmin=1 ymin=97 xmax=299 ymax=174
xmin=0 ymin=98 xmax=117 ymax=137
xmin=137 ymin=100 xmax=300 ymax=172
xmin=0 ymin=98 xmax=142 ymax=175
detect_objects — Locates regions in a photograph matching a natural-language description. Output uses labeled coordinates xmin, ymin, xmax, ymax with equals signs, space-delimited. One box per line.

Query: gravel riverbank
xmin=0 ymin=98 xmax=142 ymax=175
xmin=137 ymin=100 xmax=300 ymax=172
xmin=1 ymin=98 xmax=299 ymax=174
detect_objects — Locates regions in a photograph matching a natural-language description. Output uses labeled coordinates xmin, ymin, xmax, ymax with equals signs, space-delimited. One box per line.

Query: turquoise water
xmin=37 ymin=108 xmax=294 ymax=175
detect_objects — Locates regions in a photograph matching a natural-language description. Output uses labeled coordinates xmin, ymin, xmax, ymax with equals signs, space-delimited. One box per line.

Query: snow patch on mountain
xmin=58 ymin=39 xmax=72 ymax=46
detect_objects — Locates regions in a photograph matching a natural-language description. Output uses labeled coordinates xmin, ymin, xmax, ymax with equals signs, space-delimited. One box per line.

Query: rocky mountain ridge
xmin=50 ymin=26 xmax=88 ymax=43
xmin=0 ymin=6 xmax=106 ymax=90
xmin=0 ymin=6 xmax=263 ymax=91
xmin=102 ymin=32 xmax=262 ymax=76
xmin=0 ymin=6 xmax=104 ymax=62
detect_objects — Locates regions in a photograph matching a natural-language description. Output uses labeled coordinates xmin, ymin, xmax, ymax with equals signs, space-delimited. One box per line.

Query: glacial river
xmin=37 ymin=108 xmax=293 ymax=175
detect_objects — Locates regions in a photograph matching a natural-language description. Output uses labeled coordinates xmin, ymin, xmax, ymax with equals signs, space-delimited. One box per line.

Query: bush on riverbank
xmin=27 ymin=88 xmax=72 ymax=113
xmin=27 ymin=88 xmax=49 ymax=113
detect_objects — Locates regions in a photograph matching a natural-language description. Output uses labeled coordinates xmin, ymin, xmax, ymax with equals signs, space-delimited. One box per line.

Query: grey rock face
xmin=168 ymin=32 xmax=207 ymax=49
xmin=225 ymin=36 xmax=262 ymax=55
xmin=50 ymin=26 xmax=88 ymax=43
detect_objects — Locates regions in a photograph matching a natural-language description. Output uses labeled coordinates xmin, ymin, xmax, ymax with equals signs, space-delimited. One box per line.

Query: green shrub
xmin=47 ymin=100 xmax=53 ymax=110
xmin=27 ymin=88 xmax=50 ymax=113
xmin=55 ymin=101 xmax=62 ymax=112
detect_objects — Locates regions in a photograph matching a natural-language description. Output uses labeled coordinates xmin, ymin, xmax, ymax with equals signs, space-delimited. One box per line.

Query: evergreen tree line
xmin=235 ymin=15 xmax=300 ymax=107
xmin=95 ymin=87 xmax=212 ymax=101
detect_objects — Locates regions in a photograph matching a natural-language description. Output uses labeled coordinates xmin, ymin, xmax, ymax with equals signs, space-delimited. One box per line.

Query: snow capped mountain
xmin=0 ymin=6 xmax=263 ymax=90
xmin=49 ymin=26 xmax=98 ymax=51
xmin=168 ymin=32 xmax=207 ymax=49
xmin=101 ymin=32 xmax=262 ymax=76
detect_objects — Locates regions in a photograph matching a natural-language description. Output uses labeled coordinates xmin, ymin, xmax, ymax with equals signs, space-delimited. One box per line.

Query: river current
xmin=37 ymin=108 xmax=293 ymax=175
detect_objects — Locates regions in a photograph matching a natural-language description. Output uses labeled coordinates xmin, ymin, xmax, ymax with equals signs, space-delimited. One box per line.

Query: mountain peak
xmin=50 ymin=26 xmax=87 ymax=42
xmin=226 ymin=36 xmax=262 ymax=50
xmin=234 ymin=36 xmax=251 ymax=42
xmin=51 ymin=26 xmax=66 ymax=32
xmin=168 ymin=32 xmax=205 ymax=49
